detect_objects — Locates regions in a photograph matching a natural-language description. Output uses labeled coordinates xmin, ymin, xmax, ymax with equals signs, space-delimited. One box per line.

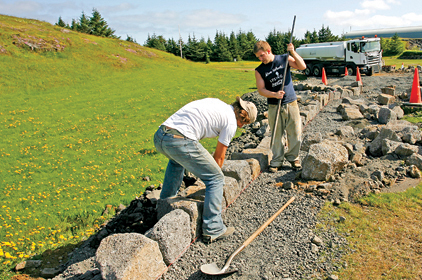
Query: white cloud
xmin=360 ymin=0 xmax=391 ymax=10
xmin=0 ymin=0 xmax=42 ymax=14
xmin=183 ymin=9 xmax=245 ymax=28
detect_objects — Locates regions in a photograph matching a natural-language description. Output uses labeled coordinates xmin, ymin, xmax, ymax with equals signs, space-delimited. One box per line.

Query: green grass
xmin=319 ymin=181 xmax=422 ymax=279
xmin=0 ymin=15 xmax=257 ymax=279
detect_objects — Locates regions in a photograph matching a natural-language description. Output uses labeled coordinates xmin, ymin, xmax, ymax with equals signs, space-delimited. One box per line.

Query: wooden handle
xmin=243 ymin=196 xmax=295 ymax=247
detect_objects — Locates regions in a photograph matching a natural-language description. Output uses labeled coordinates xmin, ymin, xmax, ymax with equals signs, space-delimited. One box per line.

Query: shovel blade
xmin=200 ymin=262 xmax=237 ymax=276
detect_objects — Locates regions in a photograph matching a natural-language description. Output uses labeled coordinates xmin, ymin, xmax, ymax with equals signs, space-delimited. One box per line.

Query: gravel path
xmin=161 ymin=175 xmax=348 ymax=280
xmin=160 ymin=71 xmax=418 ymax=280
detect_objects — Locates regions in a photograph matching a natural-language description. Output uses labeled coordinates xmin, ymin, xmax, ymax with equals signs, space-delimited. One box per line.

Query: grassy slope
xmin=0 ymin=15 xmax=257 ymax=278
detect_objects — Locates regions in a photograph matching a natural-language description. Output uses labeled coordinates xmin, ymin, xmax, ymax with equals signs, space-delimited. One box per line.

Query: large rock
xmin=96 ymin=233 xmax=167 ymax=280
xmin=335 ymin=126 xmax=354 ymax=137
xmin=145 ymin=209 xmax=191 ymax=265
xmin=301 ymin=132 xmax=323 ymax=152
xmin=406 ymin=154 xmax=422 ymax=170
xmin=369 ymin=128 xmax=402 ymax=157
xmin=341 ymin=107 xmax=364 ymax=120
xmin=395 ymin=143 xmax=419 ymax=157
xmin=223 ymin=176 xmax=241 ymax=206
xmin=378 ymin=94 xmax=395 ymax=105
xmin=378 ymin=107 xmax=397 ymax=124
xmin=381 ymin=139 xmax=401 ymax=155
xmin=157 ymin=197 xmax=203 ymax=239
xmin=231 ymin=136 xmax=272 ymax=171
xmin=221 ymin=160 xmax=252 ymax=189
xmin=302 ymin=140 xmax=349 ymax=181
xmin=389 ymin=104 xmax=404 ymax=119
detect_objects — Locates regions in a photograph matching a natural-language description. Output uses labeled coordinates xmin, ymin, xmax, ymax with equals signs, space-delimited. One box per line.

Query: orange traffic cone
xmin=356 ymin=67 xmax=362 ymax=84
xmin=409 ymin=68 xmax=421 ymax=103
xmin=344 ymin=67 xmax=348 ymax=76
xmin=322 ymin=67 xmax=327 ymax=85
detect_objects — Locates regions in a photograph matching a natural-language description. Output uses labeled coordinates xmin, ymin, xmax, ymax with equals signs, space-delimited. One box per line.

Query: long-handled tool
xmin=200 ymin=196 xmax=296 ymax=276
xmin=270 ymin=16 xmax=297 ymax=148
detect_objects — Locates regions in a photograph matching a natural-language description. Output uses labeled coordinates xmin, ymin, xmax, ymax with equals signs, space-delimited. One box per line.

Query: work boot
xmin=269 ymin=166 xmax=278 ymax=173
xmin=203 ymin=227 xmax=235 ymax=244
xmin=289 ymin=160 xmax=301 ymax=170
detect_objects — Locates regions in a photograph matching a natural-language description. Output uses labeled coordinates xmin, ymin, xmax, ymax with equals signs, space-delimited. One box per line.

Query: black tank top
xmin=255 ymin=54 xmax=297 ymax=105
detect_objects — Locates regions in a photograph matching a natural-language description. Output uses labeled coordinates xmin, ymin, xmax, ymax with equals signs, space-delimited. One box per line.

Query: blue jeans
xmin=153 ymin=126 xmax=226 ymax=238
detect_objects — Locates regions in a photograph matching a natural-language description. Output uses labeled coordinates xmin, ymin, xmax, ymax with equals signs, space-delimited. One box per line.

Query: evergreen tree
xmin=307 ymin=30 xmax=319 ymax=43
xmin=56 ymin=16 xmax=66 ymax=27
xmin=228 ymin=31 xmax=240 ymax=61
xmin=77 ymin=12 xmax=91 ymax=34
xmin=166 ymin=38 xmax=180 ymax=57
xmin=266 ymin=29 xmax=287 ymax=55
xmin=318 ymin=25 xmax=337 ymax=42
xmin=89 ymin=9 xmax=117 ymax=38
xmin=185 ymin=34 xmax=206 ymax=61
xmin=126 ymin=35 xmax=136 ymax=43
xmin=381 ymin=33 xmax=405 ymax=56
xmin=144 ymin=33 xmax=167 ymax=51
xmin=70 ymin=19 xmax=78 ymax=30
xmin=213 ymin=31 xmax=232 ymax=61
xmin=244 ymin=31 xmax=257 ymax=60
xmin=302 ymin=30 xmax=312 ymax=44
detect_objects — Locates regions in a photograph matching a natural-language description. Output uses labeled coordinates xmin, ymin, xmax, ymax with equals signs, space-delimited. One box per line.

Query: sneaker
xmin=203 ymin=226 xmax=235 ymax=244
xmin=289 ymin=160 xmax=301 ymax=170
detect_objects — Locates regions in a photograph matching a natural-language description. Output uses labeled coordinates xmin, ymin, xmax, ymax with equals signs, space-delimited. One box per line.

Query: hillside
xmin=0 ymin=14 xmax=257 ymax=279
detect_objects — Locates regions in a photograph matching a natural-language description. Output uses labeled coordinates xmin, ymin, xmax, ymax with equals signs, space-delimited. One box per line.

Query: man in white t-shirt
xmin=154 ymin=96 xmax=257 ymax=243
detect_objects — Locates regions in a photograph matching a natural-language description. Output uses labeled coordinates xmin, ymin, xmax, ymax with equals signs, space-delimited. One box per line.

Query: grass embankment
xmin=0 ymin=15 xmax=258 ymax=279
xmin=319 ymin=181 xmax=422 ymax=279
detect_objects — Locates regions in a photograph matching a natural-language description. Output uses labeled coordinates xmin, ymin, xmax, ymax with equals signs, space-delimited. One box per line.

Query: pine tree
xmin=165 ymin=38 xmax=180 ymax=57
xmin=213 ymin=31 xmax=232 ymax=62
xmin=228 ymin=31 xmax=240 ymax=61
xmin=144 ymin=34 xmax=166 ymax=51
xmin=126 ymin=35 xmax=136 ymax=43
xmin=77 ymin=12 xmax=91 ymax=34
xmin=56 ymin=16 xmax=66 ymax=27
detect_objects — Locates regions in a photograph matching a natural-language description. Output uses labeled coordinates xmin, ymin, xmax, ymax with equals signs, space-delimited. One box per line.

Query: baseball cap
xmin=236 ymin=96 xmax=257 ymax=124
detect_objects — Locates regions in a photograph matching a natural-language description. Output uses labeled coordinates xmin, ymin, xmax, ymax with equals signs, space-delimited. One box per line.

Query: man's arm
xmin=255 ymin=70 xmax=285 ymax=100
xmin=213 ymin=141 xmax=228 ymax=168
xmin=287 ymin=43 xmax=306 ymax=70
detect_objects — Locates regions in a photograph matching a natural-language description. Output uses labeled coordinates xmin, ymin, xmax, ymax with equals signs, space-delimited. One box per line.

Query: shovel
xmin=200 ymin=196 xmax=296 ymax=276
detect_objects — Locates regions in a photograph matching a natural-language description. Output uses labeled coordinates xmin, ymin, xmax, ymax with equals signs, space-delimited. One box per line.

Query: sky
xmin=1 ymin=0 xmax=422 ymax=44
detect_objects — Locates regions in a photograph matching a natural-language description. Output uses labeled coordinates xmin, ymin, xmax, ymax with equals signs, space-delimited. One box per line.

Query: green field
xmin=0 ymin=15 xmax=259 ymax=278
xmin=1 ymin=14 xmax=422 ymax=280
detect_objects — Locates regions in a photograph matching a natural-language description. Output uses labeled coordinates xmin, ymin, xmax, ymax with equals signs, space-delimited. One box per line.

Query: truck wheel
xmin=347 ymin=67 xmax=355 ymax=76
xmin=312 ymin=66 xmax=321 ymax=77
xmin=367 ymin=67 xmax=373 ymax=76
xmin=304 ymin=66 xmax=312 ymax=76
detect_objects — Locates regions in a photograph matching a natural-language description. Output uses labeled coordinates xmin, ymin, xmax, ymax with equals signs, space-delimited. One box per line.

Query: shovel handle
xmin=243 ymin=196 xmax=295 ymax=247
xmin=270 ymin=15 xmax=296 ymax=148
xmin=218 ymin=196 xmax=296 ymax=273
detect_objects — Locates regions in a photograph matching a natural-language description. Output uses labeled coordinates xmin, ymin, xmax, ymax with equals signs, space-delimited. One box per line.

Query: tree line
xmin=56 ymin=9 xmax=119 ymax=39
xmin=56 ymin=10 xmax=350 ymax=62
xmin=145 ymin=25 xmax=344 ymax=62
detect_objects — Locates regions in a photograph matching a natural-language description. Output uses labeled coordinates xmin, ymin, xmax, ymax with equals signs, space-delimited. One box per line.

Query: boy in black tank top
xmin=254 ymin=41 xmax=306 ymax=172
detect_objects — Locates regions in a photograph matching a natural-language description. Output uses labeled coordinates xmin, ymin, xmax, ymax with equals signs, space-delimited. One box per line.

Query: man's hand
xmin=287 ymin=43 xmax=294 ymax=53
xmin=274 ymin=90 xmax=285 ymax=99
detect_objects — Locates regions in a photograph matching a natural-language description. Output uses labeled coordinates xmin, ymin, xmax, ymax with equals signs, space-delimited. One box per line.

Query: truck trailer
xmin=295 ymin=37 xmax=383 ymax=77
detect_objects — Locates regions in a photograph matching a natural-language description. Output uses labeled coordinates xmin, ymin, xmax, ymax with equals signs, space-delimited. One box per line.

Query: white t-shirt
xmin=162 ymin=98 xmax=237 ymax=147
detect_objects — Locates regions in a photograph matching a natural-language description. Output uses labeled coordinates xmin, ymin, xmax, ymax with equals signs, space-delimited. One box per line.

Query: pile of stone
xmin=28 ymin=78 xmax=421 ymax=280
